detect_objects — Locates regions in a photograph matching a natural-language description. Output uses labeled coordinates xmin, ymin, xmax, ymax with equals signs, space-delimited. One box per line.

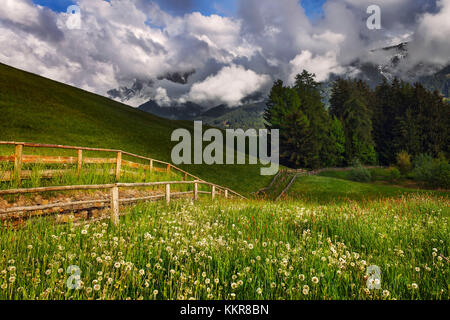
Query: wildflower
xmin=256 ymin=288 xmax=262 ymax=295
xmin=411 ymin=283 xmax=418 ymax=290
xmin=205 ymin=279 xmax=210 ymax=284
xmin=383 ymin=290 xmax=390 ymax=297
xmin=153 ymin=290 xmax=159 ymax=296
xmin=303 ymin=285 xmax=309 ymax=295
xmin=81 ymin=229 xmax=88 ymax=235
xmin=248 ymin=244 xmax=254 ymax=250
xmin=93 ymin=284 xmax=101 ymax=291
xmin=139 ymin=269 xmax=145 ymax=276
xmin=114 ymin=262 xmax=121 ymax=268
xmin=312 ymin=276 xmax=319 ymax=284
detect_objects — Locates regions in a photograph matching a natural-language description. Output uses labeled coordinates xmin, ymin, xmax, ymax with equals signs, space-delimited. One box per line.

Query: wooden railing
xmin=0 ymin=141 xmax=203 ymax=182
xmin=0 ymin=141 xmax=247 ymax=225
xmin=0 ymin=180 xmax=244 ymax=225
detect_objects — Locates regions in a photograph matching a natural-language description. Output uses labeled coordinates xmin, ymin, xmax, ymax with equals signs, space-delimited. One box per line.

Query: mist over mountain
xmin=138 ymin=99 xmax=266 ymax=130
xmin=134 ymin=41 xmax=450 ymax=130
xmin=113 ymin=40 xmax=450 ymax=117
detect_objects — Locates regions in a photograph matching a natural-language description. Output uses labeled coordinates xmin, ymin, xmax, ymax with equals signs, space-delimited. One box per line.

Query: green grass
xmin=0 ymin=195 xmax=448 ymax=300
xmin=318 ymin=168 xmax=404 ymax=182
xmin=256 ymin=171 xmax=296 ymax=200
xmin=0 ymin=63 xmax=272 ymax=195
xmin=286 ymin=175 xmax=448 ymax=205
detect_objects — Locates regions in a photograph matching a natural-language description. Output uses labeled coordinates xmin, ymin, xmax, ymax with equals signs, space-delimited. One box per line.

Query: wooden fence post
xmin=167 ymin=164 xmax=171 ymax=173
xmin=224 ymin=189 xmax=228 ymax=199
xmin=165 ymin=184 xmax=171 ymax=205
xmin=111 ymin=186 xmax=119 ymax=226
xmin=77 ymin=149 xmax=83 ymax=177
xmin=14 ymin=144 xmax=23 ymax=184
xmin=115 ymin=152 xmax=122 ymax=181
xmin=194 ymin=182 xmax=198 ymax=201
xmin=149 ymin=159 xmax=153 ymax=172
xmin=184 ymin=173 xmax=188 ymax=181
xmin=211 ymin=185 xmax=216 ymax=200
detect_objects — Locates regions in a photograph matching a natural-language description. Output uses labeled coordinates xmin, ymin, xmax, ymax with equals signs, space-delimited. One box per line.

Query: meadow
xmin=1 ymin=189 xmax=448 ymax=300
xmin=0 ymin=62 xmax=448 ymax=301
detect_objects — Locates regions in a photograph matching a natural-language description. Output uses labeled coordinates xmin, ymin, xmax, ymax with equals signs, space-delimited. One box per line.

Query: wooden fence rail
xmin=0 ymin=180 xmax=245 ymax=225
xmin=0 ymin=141 xmax=203 ymax=183
xmin=0 ymin=141 xmax=247 ymax=225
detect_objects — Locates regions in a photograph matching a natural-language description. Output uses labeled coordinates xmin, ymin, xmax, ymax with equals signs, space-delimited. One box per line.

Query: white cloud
xmin=409 ymin=0 xmax=450 ymax=65
xmin=186 ymin=64 xmax=270 ymax=106
xmin=0 ymin=0 xmax=40 ymax=25
xmin=154 ymin=87 xmax=171 ymax=106
xmin=289 ymin=51 xmax=346 ymax=82
xmin=0 ymin=0 xmax=448 ymax=108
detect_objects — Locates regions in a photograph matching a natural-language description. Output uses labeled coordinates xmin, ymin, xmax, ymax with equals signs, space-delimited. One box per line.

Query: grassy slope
xmin=287 ymin=175 xmax=448 ymax=207
xmin=0 ymin=63 xmax=272 ymax=195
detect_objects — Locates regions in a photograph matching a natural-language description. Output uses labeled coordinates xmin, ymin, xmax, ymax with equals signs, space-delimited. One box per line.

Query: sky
xmin=1 ymin=0 xmax=449 ymax=108
xmin=32 ymin=0 xmax=326 ymax=18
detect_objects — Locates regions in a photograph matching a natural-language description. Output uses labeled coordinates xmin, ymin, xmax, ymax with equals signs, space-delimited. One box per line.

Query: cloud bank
xmin=0 ymin=0 xmax=449 ymax=108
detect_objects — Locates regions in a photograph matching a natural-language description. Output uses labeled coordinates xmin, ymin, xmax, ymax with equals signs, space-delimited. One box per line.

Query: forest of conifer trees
xmin=264 ymin=70 xmax=449 ymax=187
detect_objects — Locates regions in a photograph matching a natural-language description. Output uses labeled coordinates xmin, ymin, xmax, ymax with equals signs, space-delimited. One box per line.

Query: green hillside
xmin=286 ymin=175 xmax=448 ymax=205
xmin=0 ymin=63 xmax=272 ymax=194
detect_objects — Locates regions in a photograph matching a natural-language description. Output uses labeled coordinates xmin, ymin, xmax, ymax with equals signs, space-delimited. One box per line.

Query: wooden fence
xmin=0 ymin=180 xmax=244 ymax=225
xmin=0 ymin=141 xmax=204 ymax=183
xmin=0 ymin=141 xmax=247 ymax=225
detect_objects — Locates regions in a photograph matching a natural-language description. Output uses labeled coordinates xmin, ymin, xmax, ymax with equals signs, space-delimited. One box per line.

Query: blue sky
xmin=32 ymin=0 xmax=325 ymax=19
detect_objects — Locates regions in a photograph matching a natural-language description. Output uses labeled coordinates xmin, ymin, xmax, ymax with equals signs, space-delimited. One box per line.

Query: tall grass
xmin=0 ymin=194 xmax=448 ymax=300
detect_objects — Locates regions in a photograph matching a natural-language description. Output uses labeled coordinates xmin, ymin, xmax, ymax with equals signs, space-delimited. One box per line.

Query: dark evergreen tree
xmin=342 ymin=94 xmax=377 ymax=164
xmin=293 ymin=70 xmax=332 ymax=169
xmin=328 ymin=116 xmax=346 ymax=167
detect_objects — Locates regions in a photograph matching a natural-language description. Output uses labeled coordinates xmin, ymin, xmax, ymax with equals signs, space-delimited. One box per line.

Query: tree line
xmin=264 ymin=70 xmax=449 ymax=169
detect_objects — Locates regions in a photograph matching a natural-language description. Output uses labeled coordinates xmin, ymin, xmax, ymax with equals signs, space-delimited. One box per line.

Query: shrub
xmin=396 ymin=151 xmax=412 ymax=175
xmin=430 ymin=157 xmax=450 ymax=189
xmin=348 ymin=160 xmax=372 ymax=182
xmin=413 ymin=154 xmax=450 ymax=189
xmin=413 ymin=154 xmax=434 ymax=182
xmin=387 ymin=167 xmax=401 ymax=182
